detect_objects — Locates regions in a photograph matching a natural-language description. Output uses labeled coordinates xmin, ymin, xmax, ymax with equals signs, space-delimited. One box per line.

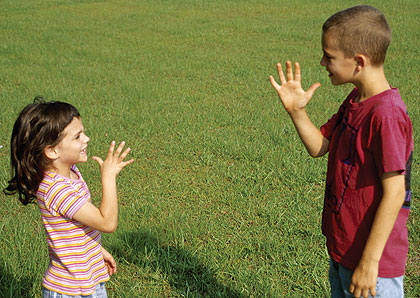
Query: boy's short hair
xmin=322 ymin=5 xmax=391 ymax=66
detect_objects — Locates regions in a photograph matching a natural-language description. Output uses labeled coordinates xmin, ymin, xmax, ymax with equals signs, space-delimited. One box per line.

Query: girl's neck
xmin=47 ymin=165 xmax=78 ymax=180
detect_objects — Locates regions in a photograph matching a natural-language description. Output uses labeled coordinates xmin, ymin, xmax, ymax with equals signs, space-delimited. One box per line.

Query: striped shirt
xmin=36 ymin=165 xmax=109 ymax=295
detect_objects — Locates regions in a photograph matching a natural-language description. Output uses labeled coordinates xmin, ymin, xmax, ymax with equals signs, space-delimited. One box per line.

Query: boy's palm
xmin=269 ymin=61 xmax=320 ymax=113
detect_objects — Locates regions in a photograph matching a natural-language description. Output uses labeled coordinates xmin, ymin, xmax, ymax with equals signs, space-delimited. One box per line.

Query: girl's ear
xmin=44 ymin=145 xmax=59 ymax=160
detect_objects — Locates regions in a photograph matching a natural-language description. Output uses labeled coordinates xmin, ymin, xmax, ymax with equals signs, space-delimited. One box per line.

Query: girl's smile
xmin=48 ymin=116 xmax=90 ymax=178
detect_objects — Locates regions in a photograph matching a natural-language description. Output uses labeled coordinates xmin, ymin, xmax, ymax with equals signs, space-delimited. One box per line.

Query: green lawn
xmin=0 ymin=0 xmax=419 ymax=297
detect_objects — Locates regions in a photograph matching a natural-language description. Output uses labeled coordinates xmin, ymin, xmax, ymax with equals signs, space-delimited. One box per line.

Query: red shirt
xmin=320 ymin=88 xmax=413 ymax=277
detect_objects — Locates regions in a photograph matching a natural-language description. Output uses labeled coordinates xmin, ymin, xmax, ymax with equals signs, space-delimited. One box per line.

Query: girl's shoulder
xmin=44 ymin=166 xmax=83 ymax=183
xmin=40 ymin=166 xmax=85 ymax=195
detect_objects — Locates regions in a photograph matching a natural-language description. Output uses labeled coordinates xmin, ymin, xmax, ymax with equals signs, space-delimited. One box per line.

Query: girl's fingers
xmin=121 ymin=158 xmax=135 ymax=168
xmin=92 ymin=156 xmax=104 ymax=166
xmin=102 ymin=141 xmax=133 ymax=167
xmin=118 ymin=147 xmax=132 ymax=161
xmin=113 ymin=141 xmax=125 ymax=156
xmin=106 ymin=141 xmax=116 ymax=159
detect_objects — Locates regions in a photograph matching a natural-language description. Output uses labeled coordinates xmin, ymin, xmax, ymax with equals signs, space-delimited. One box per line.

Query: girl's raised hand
xmin=269 ymin=61 xmax=320 ymax=115
xmin=92 ymin=141 xmax=134 ymax=178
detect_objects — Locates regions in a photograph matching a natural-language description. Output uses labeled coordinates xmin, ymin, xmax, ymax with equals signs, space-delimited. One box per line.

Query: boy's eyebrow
xmin=323 ymin=49 xmax=334 ymax=56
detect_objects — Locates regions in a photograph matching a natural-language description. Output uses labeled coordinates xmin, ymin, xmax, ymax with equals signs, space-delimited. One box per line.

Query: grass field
xmin=0 ymin=0 xmax=419 ymax=297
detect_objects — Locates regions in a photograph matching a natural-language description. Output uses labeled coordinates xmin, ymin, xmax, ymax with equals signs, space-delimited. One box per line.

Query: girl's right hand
xmin=92 ymin=141 xmax=134 ymax=178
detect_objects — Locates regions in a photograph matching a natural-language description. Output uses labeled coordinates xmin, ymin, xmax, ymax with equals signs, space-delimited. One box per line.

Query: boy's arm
xmin=269 ymin=61 xmax=329 ymax=157
xmin=73 ymin=141 xmax=134 ymax=233
xmin=349 ymin=171 xmax=405 ymax=298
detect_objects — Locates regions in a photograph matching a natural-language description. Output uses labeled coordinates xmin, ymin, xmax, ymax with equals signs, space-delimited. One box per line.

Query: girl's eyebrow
xmin=73 ymin=129 xmax=84 ymax=138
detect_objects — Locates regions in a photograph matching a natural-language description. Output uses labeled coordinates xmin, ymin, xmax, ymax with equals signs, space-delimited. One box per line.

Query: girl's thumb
xmin=91 ymin=156 xmax=103 ymax=166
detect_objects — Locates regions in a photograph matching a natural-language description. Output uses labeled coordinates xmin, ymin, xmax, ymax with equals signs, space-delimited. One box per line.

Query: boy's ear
xmin=354 ymin=54 xmax=368 ymax=69
xmin=44 ymin=145 xmax=59 ymax=160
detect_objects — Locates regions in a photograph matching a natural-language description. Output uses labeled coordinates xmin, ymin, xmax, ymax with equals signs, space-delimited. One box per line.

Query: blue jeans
xmin=43 ymin=282 xmax=108 ymax=298
xmin=329 ymin=259 xmax=404 ymax=298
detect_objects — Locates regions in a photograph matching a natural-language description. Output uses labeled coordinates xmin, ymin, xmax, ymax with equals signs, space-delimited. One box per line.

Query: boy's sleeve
xmin=320 ymin=104 xmax=345 ymax=140
xmin=321 ymin=89 xmax=358 ymax=140
xmin=371 ymin=113 xmax=412 ymax=178
xmin=45 ymin=182 xmax=89 ymax=219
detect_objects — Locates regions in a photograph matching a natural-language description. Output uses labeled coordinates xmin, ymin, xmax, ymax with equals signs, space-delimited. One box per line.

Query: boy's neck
xmin=353 ymin=64 xmax=390 ymax=102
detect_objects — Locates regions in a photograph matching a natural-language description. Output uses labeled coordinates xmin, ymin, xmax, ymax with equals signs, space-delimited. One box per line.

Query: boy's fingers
xmin=269 ymin=75 xmax=280 ymax=90
xmin=294 ymin=62 xmax=301 ymax=82
xmin=276 ymin=63 xmax=286 ymax=84
xmin=370 ymin=288 xmax=376 ymax=297
xmin=306 ymin=82 xmax=321 ymax=99
xmin=286 ymin=61 xmax=293 ymax=81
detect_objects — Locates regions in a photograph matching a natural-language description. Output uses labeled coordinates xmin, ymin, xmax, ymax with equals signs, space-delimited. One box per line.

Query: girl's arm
xmin=73 ymin=141 xmax=134 ymax=233
xmin=269 ymin=61 xmax=329 ymax=157
xmin=102 ymin=246 xmax=117 ymax=276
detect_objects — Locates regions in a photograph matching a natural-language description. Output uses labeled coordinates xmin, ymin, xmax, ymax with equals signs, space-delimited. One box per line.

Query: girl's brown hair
xmin=4 ymin=97 xmax=80 ymax=205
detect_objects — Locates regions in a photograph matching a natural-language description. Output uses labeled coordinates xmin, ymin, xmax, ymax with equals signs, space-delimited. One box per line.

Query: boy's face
xmin=320 ymin=33 xmax=358 ymax=85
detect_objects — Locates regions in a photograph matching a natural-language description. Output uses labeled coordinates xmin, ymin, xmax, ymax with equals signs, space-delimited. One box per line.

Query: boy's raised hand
xmin=92 ymin=141 xmax=134 ymax=178
xmin=269 ymin=61 xmax=320 ymax=114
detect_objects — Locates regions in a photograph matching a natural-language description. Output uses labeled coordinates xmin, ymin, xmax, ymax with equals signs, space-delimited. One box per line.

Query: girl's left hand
xmin=101 ymin=247 xmax=117 ymax=276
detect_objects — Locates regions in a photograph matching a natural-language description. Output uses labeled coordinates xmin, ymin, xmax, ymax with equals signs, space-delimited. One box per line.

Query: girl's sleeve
xmin=45 ymin=182 xmax=89 ymax=219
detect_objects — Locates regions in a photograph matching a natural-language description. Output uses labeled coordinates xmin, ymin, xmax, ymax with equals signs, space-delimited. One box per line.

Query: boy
xmin=269 ymin=5 xmax=413 ymax=298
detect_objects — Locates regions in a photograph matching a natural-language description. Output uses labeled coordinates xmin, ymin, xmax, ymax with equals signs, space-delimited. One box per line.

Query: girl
xmin=4 ymin=97 xmax=134 ymax=297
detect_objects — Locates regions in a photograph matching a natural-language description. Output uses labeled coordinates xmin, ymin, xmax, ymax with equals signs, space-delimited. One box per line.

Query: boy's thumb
xmin=307 ymin=82 xmax=321 ymax=98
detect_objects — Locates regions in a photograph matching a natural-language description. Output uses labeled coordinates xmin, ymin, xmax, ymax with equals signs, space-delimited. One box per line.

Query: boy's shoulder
xmin=345 ymin=88 xmax=409 ymax=119
xmin=368 ymin=88 xmax=409 ymax=121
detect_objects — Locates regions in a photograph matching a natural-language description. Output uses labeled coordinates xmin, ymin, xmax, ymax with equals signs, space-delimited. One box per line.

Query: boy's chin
xmin=330 ymin=78 xmax=346 ymax=86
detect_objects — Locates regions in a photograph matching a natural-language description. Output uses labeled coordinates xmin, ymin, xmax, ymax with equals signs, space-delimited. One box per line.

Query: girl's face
xmin=54 ymin=117 xmax=90 ymax=168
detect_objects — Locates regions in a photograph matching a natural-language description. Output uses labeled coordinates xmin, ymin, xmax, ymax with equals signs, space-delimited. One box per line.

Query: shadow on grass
xmin=111 ymin=231 xmax=245 ymax=298
xmin=0 ymin=262 xmax=34 ymax=298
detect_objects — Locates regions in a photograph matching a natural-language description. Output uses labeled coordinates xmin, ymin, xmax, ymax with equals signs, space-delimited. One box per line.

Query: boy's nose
xmin=320 ymin=56 xmax=326 ymax=66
